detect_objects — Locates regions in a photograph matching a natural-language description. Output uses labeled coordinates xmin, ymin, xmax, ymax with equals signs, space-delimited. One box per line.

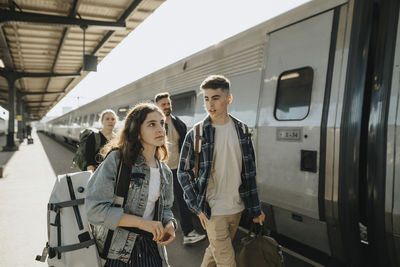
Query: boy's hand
xmin=198 ymin=212 xmax=208 ymax=230
xmin=252 ymin=211 xmax=265 ymax=225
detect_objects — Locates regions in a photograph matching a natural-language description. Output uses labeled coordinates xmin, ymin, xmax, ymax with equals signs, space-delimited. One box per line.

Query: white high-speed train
xmin=45 ymin=0 xmax=400 ymax=266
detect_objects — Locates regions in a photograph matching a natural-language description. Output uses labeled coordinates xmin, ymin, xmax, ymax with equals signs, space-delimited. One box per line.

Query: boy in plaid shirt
xmin=178 ymin=75 xmax=265 ymax=267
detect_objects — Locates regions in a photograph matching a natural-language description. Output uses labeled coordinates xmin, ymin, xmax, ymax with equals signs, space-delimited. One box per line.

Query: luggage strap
xmin=48 ymin=198 xmax=85 ymax=212
xmin=66 ymin=174 xmax=84 ymax=231
xmin=52 ymin=239 xmax=96 ymax=254
xmin=46 ymin=180 xmax=86 ymax=260
xmin=35 ymin=239 xmax=96 ymax=262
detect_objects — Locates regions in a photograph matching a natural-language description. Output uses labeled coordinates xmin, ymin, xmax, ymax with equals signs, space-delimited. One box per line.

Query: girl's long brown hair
xmin=100 ymin=103 xmax=168 ymax=166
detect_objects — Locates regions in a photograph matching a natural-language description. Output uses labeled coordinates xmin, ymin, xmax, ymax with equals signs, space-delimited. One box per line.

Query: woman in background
xmin=86 ymin=109 xmax=117 ymax=172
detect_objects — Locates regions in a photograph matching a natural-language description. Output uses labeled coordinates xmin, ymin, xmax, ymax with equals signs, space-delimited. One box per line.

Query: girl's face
xmin=101 ymin=112 xmax=117 ymax=130
xmin=139 ymin=111 xmax=166 ymax=150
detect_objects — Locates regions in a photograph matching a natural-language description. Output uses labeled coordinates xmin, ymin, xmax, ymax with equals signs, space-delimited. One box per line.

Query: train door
xmin=256 ymin=10 xmax=339 ymax=255
xmin=365 ymin=0 xmax=400 ymax=266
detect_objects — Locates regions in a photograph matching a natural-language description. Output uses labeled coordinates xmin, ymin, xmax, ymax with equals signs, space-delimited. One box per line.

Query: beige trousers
xmin=200 ymin=212 xmax=242 ymax=267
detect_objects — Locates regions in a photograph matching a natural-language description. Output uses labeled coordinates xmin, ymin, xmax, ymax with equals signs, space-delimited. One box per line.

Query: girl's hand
xmin=139 ymin=219 xmax=165 ymax=242
xmin=158 ymin=221 xmax=176 ymax=246
xmin=86 ymin=165 xmax=95 ymax=172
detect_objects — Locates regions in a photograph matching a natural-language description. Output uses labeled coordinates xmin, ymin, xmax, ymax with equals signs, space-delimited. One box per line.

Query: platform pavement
xmin=0 ymin=130 xmax=56 ymax=267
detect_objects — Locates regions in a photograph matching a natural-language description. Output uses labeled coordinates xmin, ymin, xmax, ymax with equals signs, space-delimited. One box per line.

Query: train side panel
xmin=256 ymin=10 xmax=335 ymax=254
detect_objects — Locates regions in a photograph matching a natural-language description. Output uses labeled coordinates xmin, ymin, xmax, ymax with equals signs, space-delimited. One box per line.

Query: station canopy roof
xmin=0 ymin=0 xmax=164 ymax=120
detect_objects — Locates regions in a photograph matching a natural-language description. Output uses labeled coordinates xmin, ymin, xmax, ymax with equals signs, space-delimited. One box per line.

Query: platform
xmin=0 ymin=130 xmax=55 ymax=267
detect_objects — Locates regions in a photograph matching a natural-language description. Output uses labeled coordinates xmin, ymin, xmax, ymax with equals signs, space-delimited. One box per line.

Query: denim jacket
xmin=85 ymin=150 xmax=176 ymax=265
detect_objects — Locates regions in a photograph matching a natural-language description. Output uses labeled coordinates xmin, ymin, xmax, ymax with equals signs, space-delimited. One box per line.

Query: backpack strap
xmin=239 ymin=121 xmax=251 ymax=144
xmin=100 ymin=158 xmax=129 ymax=259
xmin=100 ymin=155 xmax=152 ymax=259
xmin=94 ymin=131 xmax=101 ymax=152
xmin=193 ymin=122 xmax=203 ymax=180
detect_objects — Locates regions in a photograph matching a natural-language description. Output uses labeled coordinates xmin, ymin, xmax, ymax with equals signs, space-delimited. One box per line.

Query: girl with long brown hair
xmin=85 ymin=103 xmax=176 ymax=267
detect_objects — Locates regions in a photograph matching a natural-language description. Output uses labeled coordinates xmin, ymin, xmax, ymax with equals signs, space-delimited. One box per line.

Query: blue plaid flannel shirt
xmin=177 ymin=115 xmax=262 ymax=219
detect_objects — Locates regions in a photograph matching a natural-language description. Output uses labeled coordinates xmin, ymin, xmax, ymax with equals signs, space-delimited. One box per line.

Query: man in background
xmin=155 ymin=92 xmax=206 ymax=245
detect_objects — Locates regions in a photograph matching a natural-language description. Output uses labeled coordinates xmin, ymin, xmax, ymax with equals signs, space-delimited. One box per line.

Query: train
xmin=44 ymin=0 xmax=400 ymax=266
xmin=0 ymin=106 xmax=9 ymax=135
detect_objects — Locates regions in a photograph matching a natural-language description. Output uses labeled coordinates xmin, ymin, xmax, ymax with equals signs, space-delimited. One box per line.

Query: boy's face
xmin=203 ymin=88 xmax=232 ymax=120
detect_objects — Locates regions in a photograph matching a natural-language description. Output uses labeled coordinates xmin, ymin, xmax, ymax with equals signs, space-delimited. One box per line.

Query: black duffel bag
xmin=236 ymin=224 xmax=285 ymax=267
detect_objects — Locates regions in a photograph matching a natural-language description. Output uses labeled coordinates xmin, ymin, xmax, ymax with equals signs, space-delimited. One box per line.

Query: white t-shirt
xmin=206 ymin=118 xmax=245 ymax=216
xmin=142 ymin=167 xmax=161 ymax=220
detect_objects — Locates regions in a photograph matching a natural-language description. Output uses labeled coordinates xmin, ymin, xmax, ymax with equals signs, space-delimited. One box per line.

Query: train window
xmin=274 ymin=67 xmax=313 ymax=120
xmin=170 ymin=91 xmax=196 ymax=117
xmin=117 ymin=106 xmax=129 ymax=121
xmin=95 ymin=114 xmax=100 ymax=123
xmin=82 ymin=115 xmax=88 ymax=126
xmin=88 ymin=114 xmax=95 ymax=126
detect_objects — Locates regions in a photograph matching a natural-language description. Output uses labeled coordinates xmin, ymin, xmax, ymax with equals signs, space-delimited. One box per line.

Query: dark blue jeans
xmin=172 ymin=169 xmax=194 ymax=236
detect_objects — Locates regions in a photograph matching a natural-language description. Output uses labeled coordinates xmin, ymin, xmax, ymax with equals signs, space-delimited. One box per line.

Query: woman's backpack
xmin=72 ymin=128 xmax=101 ymax=171
xmin=36 ymin=154 xmax=150 ymax=266
xmin=35 ymin=171 xmax=102 ymax=267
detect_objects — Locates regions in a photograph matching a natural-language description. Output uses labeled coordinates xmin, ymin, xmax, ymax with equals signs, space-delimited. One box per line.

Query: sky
xmin=45 ymin=0 xmax=310 ymax=118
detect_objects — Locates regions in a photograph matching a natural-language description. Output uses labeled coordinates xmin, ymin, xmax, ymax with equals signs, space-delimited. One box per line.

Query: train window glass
xmin=95 ymin=114 xmax=100 ymax=123
xmin=82 ymin=115 xmax=88 ymax=126
xmin=88 ymin=114 xmax=95 ymax=126
xmin=274 ymin=67 xmax=313 ymax=120
xmin=117 ymin=106 xmax=129 ymax=121
xmin=170 ymin=91 xmax=196 ymax=117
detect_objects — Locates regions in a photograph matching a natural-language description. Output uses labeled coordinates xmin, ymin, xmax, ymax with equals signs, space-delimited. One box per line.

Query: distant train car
xmin=0 ymin=119 xmax=7 ymax=135
xmin=0 ymin=108 xmax=8 ymax=135
xmin=45 ymin=0 xmax=400 ymax=266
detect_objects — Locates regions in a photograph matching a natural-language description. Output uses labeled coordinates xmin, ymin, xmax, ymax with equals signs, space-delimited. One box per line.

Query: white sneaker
xmin=183 ymin=230 xmax=206 ymax=245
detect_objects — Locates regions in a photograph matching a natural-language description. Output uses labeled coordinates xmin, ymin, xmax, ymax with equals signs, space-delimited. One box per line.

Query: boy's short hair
xmin=200 ymin=75 xmax=231 ymax=95
xmin=154 ymin=92 xmax=170 ymax=103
